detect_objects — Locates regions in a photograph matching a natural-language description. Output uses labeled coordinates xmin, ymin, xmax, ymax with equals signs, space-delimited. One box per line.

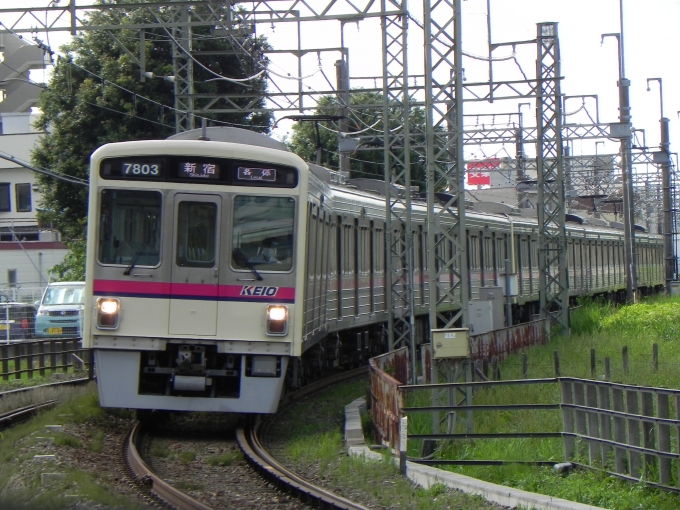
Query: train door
xmin=169 ymin=194 xmax=221 ymax=336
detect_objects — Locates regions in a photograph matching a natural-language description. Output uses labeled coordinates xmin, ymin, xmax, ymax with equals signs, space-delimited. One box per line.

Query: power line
xmin=0 ymin=151 xmax=89 ymax=187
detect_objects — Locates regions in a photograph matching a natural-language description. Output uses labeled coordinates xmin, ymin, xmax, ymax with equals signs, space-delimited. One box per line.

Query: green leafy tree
xmin=32 ymin=1 xmax=272 ymax=274
xmin=286 ymin=91 xmax=429 ymax=190
xmin=49 ymin=237 xmax=86 ymax=282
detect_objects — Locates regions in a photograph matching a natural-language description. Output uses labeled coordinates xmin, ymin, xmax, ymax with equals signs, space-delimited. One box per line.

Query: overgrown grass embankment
xmin=404 ymin=296 xmax=680 ymax=510
xmin=0 ymin=383 xmax=143 ymax=509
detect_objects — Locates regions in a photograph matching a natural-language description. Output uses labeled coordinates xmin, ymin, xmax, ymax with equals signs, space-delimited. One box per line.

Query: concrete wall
xmin=0 ymin=241 xmax=68 ymax=302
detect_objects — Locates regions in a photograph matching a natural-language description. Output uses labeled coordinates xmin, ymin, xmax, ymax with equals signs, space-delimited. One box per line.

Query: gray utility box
xmin=469 ymin=301 xmax=493 ymax=335
xmin=432 ymin=328 xmax=470 ymax=359
xmin=479 ymin=286 xmax=505 ymax=331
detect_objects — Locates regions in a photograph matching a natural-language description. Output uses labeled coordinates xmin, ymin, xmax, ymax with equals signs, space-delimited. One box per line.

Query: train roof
xmin=158 ymin=127 xmax=655 ymax=239
xmin=167 ymin=126 xmax=290 ymax=152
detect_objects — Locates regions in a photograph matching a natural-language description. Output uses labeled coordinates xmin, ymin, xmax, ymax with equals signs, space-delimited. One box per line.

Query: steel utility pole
xmin=620 ymin=0 xmax=637 ymax=302
xmin=647 ymin=78 xmax=674 ymax=293
xmin=603 ymin=27 xmax=636 ymax=303
xmin=536 ymin=22 xmax=569 ymax=334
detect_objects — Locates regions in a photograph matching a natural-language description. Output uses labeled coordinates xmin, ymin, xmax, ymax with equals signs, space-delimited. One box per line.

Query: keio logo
xmin=240 ymin=286 xmax=279 ymax=297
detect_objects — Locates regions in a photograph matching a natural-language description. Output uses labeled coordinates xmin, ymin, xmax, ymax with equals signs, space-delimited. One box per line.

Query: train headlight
xmin=266 ymin=305 xmax=288 ymax=335
xmin=96 ymin=298 xmax=120 ymax=329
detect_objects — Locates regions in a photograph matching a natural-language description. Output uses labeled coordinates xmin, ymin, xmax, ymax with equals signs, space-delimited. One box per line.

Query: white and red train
xmin=83 ymin=127 xmax=664 ymax=414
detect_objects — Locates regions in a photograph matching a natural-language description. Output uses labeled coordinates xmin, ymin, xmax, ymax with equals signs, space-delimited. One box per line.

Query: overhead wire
xmin=148 ymin=10 xmax=265 ymax=86
xmin=2 ymin=9 xmax=272 ymax=130
xmin=0 ymin=151 xmax=89 ymax=187
xmin=0 ymin=17 xmax=276 ymax=182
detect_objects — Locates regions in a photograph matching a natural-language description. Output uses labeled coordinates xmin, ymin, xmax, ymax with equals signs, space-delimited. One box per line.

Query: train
xmin=83 ymin=126 xmax=665 ymax=414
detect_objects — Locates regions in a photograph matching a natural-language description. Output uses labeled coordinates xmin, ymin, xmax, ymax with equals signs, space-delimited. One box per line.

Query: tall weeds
xmin=408 ymin=295 xmax=680 ymax=509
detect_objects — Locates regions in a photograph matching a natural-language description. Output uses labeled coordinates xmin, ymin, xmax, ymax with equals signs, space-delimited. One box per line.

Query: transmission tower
xmin=536 ymin=22 xmax=569 ymax=333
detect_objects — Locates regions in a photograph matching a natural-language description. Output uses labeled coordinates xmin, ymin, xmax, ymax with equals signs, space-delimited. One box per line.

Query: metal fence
xmin=0 ymin=339 xmax=93 ymax=382
xmin=369 ymin=347 xmax=409 ymax=447
xmin=370 ymin=349 xmax=680 ymax=494
xmin=0 ymin=286 xmax=45 ymax=305
xmin=561 ymin=378 xmax=680 ymax=492
xmin=420 ymin=320 xmax=547 ymax=384
xmin=0 ymin=302 xmax=38 ymax=343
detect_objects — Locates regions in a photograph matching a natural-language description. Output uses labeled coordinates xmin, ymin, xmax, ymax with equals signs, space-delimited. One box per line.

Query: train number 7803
xmin=123 ymin=163 xmax=160 ymax=176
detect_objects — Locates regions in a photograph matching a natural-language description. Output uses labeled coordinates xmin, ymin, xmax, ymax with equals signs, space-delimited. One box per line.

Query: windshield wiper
xmin=233 ymin=248 xmax=263 ymax=281
xmin=124 ymin=244 xmax=147 ymax=275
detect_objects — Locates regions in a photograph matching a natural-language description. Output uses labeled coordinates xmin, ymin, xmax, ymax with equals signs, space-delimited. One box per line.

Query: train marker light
xmin=96 ymin=298 xmax=120 ymax=329
xmin=266 ymin=305 xmax=288 ymax=335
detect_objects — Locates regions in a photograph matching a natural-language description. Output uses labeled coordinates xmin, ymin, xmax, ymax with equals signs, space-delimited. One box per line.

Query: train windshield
xmin=231 ymin=195 xmax=295 ymax=272
xmin=98 ymin=189 xmax=162 ymax=266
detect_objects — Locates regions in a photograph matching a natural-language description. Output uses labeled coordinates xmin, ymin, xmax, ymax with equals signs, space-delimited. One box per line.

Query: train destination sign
xmin=237 ymin=166 xmax=276 ymax=182
xmin=100 ymin=155 xmax=298 ymax=187
xmin=178 ymin=161 xmax=220 ymax=180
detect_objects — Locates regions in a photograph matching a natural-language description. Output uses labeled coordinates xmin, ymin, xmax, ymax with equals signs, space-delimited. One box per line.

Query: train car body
xmin=84 ymin=127 xmax=664 ymax=414
xmin=84 ymin=129 xmax=308 ymax=413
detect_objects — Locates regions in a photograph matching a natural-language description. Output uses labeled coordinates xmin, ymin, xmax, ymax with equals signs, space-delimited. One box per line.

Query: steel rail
xmin=0 ymin=400 xmax=57 ymax=427
xmin=122 ymin=367 xmax=368 ymax=510
xmin=237 ymin=366 xmax=369 ymax=510
xmin=125 ymin=421 xmax=213 ymax=510
xmin=0 ymin=377 xmax=91 ymax=399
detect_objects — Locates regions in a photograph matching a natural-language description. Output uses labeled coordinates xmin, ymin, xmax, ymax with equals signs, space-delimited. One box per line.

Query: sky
xmin=250 ymin=0 xmax=680 ymax=162
xmin=3 ymin=0 xmax=680 ymax=163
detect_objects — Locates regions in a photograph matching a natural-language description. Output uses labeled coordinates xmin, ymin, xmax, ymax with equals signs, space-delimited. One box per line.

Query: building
xmin=0 ymin=35 xmax=68 ymax=302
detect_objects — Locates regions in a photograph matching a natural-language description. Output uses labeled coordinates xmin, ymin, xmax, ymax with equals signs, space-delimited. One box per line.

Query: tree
xmin=286 ymin=91 xmax=429 ymax=190
xmin=32 ymin=1 xmax=272 ymax=246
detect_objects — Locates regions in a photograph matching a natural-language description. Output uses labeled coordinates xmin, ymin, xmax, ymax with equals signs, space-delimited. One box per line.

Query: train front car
xmin=83 ymin=128 xmax=308 ymax=413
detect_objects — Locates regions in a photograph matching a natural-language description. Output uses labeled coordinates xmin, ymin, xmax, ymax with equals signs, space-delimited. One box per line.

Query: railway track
xmin=0 ymin=400 xmax=58 ymax=428
xmin=123 ymin=367 xmax=369 ymax=510
xmin=0 ymin=377 xmax=92 ymax=428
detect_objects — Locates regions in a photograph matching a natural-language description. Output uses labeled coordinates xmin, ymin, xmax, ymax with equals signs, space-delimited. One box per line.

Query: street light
xmin=646 ymin=77 xmax=674 ymax=293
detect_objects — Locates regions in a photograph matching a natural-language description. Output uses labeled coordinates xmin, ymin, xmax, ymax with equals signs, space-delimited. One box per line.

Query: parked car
xmin=35 ymin=282 xmax=85 ymax=338
xmin=0 ymin=291 xmax=37 ymax=342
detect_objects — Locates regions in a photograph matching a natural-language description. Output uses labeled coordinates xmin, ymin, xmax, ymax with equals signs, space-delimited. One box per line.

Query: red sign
xmin=466 ymin=159 xmax=500 ymax=185
xmin=467 ymin=172 xmax=491 ymax=185
xmin=467 ymin=158 xmax=501 ymax=170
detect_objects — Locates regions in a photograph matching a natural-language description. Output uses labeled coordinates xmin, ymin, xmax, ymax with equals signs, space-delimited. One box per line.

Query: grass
xmin=150 ymin=443 xmax=172 ymax=458
xmin=174 ymin=480 xmax=205 ymax=492
xmin=206 ymin=450 xmax=243 ymax=466
xmin=273 ymin=377 xmax=498 ymax=509
xmin=0 ymin=382 xmax=142 ymax=510
xmin=178 ymin=451 xmax=196 ymax=464
xmin=404 ymin=295 xmax=680 ymax=509
xmin=0 ymin=363 xmax=89 ymax=393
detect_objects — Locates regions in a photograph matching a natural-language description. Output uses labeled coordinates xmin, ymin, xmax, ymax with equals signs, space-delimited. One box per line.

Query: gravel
xmin=2 ymin=377 xmax=510 ymax=509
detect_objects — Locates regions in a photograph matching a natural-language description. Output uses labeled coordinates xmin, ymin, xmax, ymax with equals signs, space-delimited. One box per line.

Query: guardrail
xmin=0 ymin=339 xmax=93 ymax=382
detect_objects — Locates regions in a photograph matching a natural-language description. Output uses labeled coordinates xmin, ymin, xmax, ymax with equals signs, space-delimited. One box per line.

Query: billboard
xmin=467 ymin=158 xmax=500 ymax=186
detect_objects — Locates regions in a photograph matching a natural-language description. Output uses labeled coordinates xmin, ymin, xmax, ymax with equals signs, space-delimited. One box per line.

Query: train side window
xmin=231 ymin=195 xmax=295 ymax=272
xmin=98 ymin=189 xmax=162 ymax=266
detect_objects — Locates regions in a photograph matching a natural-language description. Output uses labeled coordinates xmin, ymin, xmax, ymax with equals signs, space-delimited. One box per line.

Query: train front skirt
xmin=95 ymin=349 xmax=288 ymax=413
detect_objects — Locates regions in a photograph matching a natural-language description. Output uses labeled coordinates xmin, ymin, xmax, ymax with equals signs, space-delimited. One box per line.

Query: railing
xmin=402 ymin=377 xmax=561 ymax=467
xmin=420 ymin=320 xmax=547 ymax=384
xmin=0 ymin=339 xmax=93 ymax=382
xmin=0 ymin=286 xmax=46 ymax=304
xmin=369 ymin=353 xmax=680 ymax=494
xmin=561 ymin=378 xmax=680 ymax=492
xmin=0 ymin=301 xmax=39 ymax=343
xmin=368 ymin=347 xmax=408 ymax=447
